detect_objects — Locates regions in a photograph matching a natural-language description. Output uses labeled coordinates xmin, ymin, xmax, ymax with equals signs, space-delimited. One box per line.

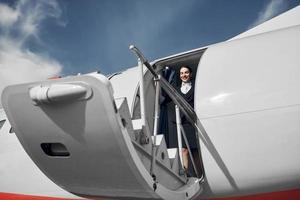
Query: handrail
xmin=150 ymin=77 xmax=161 ymax=176
xmin=152 ymin=77 xmax=161 ymax=137
xmin=131 ymin=46 xmax=158 ymax=178
xmin=129 ymin=45 xmax=158 ymax=79
xmin=138 ymin=59 xmax=146 ymax=127
xmin=175 ymin=105 xmax=184 ymax=167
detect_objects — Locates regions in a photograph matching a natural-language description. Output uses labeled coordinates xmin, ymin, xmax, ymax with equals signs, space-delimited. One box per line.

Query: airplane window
xmin=0 ymin=120 xmax=5 ymax=130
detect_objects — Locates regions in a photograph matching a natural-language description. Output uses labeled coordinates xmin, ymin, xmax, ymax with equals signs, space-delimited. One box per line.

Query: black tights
xmin=187 ymin=148 xmax=203 ymax=177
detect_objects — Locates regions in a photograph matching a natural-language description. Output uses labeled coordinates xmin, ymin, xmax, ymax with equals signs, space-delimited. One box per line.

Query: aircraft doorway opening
xmin=131 ymin=48 xmax=206 ymax=180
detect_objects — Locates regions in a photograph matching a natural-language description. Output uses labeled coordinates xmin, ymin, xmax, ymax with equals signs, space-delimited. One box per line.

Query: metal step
xmin=152 ymin=135 xmax=171 ymax=169
xmin=131 ymin=118 xmax=152 ymax=153
xmin=168 ymin=148 xmax=184 ymax=175
xmin=167 ymin=148 xmax=177 ymax=166
xmin=118 ymin=100 xmax=187 ymax=188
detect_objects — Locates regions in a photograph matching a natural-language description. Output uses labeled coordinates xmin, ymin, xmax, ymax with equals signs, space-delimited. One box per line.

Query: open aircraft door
xmin=2 ymin=71 xmax=204 ymax=199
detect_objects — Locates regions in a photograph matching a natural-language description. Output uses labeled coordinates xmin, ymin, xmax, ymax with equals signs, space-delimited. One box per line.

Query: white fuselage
xmin=195 ymin=25 xmax=300 ymax=198
xmin=0 ymin=109 xmax=81 ymax=198
xmin=0 ymin=6 xmax=300 ymax=200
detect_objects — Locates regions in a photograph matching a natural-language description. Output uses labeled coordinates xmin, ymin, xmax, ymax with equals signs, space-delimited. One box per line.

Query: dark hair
xmin=180 ymin=66 xmax=192 ymax=73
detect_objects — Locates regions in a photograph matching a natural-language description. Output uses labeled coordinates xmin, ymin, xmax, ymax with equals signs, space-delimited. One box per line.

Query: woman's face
xmin=180 ymin=67 xmax=191 ymax=83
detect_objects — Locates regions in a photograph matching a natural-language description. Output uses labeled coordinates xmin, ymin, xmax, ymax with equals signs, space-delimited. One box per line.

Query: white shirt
xmin=181 ymin=81 xmax=192 ymax=94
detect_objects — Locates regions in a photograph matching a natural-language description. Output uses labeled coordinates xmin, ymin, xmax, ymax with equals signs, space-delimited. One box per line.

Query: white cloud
xmin=0 ymin=39 xmax=61 ymax=94
xmin=0 ymin=3 xmax=19 ymax=28
xmin=18 ymin=0 xmax=63 ymax=38
xmin=0 ymin=0 xmax=63 ymax=108
xmin=250 ymin=0 xmax=287 ymax=28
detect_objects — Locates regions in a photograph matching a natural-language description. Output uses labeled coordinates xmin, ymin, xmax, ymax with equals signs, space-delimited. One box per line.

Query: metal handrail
xmin=175 ymin=105 xmax=183 ymax=167
xmin=150 ymin=77 xmax=161 ymax=176
xmin=137 ymin=59 xmax=146 ymax=127
xmin=129 ymin=45 xmax=158 ymax=79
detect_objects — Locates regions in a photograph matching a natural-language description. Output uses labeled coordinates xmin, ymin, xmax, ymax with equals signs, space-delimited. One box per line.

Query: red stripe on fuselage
xmin=1 ymin=188 xmax=300 ymax=200
xmin=0 ymin=193 xmax=76 ymax=200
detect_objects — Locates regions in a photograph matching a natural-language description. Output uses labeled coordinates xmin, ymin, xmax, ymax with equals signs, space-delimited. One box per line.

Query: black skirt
xmin=167 ymin=120 xmax=198 ymax=149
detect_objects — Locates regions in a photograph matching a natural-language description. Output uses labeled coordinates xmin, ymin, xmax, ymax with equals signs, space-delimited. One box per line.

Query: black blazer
xmin=176 ymin=80 xmax=195 ymax=124
xmin=176 ymin=80 xmax=194 ymax=108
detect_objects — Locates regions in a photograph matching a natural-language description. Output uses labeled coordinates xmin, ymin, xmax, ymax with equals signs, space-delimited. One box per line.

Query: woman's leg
xmin=182 ymin=148 xmax=189 ymax=170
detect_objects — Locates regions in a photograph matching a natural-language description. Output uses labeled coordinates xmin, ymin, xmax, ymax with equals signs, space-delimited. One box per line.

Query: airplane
xmin=0 ymin=5 xmax=300 ymax=200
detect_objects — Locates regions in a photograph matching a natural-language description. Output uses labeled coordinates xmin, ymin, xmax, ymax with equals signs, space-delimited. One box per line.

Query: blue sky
xmin=0 ymin=0 xmax=299 ymax=95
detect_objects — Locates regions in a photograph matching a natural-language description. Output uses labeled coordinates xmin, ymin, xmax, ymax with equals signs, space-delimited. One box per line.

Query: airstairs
xmin=1 ymin=47 xmax=204 ymax=200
